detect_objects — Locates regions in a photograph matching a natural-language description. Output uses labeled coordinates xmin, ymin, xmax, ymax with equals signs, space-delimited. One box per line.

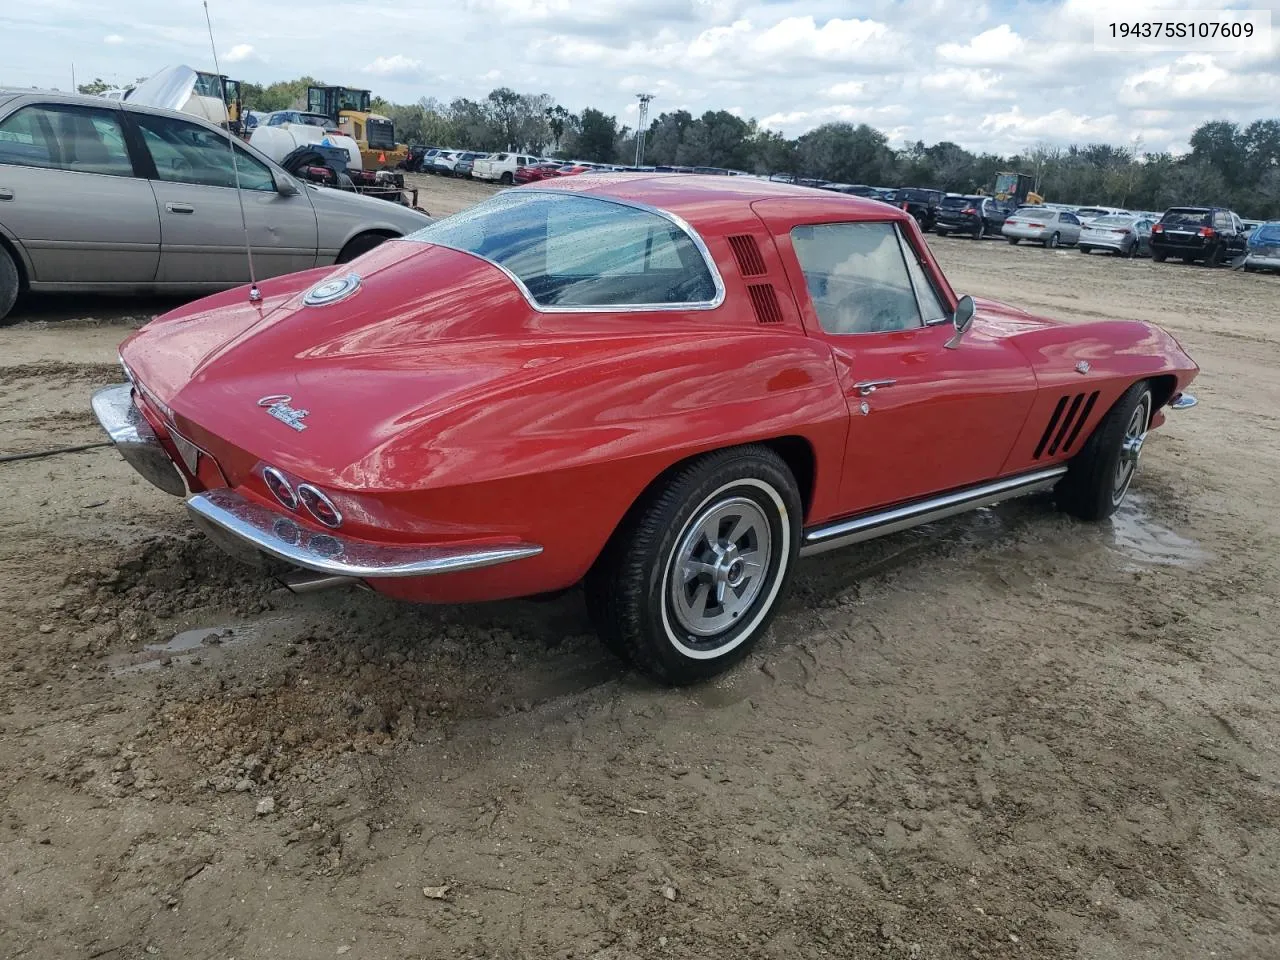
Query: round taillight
xmin=297 ymin=484 xmax=343 ymax=528
xmin=262 ymin=467 xmax=297 ymax=509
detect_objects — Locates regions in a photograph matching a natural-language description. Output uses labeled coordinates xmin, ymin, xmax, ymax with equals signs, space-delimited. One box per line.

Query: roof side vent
xmin=727 ymin=234 xmax=767 ymax=277
xmin=747 ymin=283 xmax=784 ymax=324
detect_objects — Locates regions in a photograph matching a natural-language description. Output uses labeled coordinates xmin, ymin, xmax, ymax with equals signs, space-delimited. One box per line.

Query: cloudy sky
xmin=4 ymin=0 xmax=1278 ymax=155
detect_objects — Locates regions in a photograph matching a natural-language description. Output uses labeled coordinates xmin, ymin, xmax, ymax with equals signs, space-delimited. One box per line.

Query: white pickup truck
xmin=471 ymin=153 xmax=541 ymax=184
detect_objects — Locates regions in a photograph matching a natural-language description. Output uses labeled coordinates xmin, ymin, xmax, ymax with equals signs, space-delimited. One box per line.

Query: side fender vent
xmin=747 ymin=283 xmax=784 ymax=324
xmin=1034 ymin=390 xmax=1101 ymax=458
xmin=727 ymin=234 xmax=767 ymax=277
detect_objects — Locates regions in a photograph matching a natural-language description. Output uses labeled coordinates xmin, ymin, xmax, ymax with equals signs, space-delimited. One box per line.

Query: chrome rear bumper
xmin=91 ymin=384 xmax=186 ymax=496
xmin=187 ymin=487 xmax=543 ymax=579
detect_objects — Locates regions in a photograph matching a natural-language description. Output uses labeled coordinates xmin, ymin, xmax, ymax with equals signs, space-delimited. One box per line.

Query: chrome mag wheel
xmin=1113 ymin=395 xmax=1151 ymax=504
xmin=668 ymin=496 xmax=772 ymax=641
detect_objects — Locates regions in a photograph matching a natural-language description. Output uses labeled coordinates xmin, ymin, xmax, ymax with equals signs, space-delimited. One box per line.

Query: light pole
xmin=635 ymin=93 xmax=654 ymax=166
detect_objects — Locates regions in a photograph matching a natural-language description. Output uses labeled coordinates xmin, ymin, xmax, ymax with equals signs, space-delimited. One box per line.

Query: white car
xmin=430 ymin=151 xmax=461 ymax=174
xmin=471 ymin=152 xmax=541 ymax=184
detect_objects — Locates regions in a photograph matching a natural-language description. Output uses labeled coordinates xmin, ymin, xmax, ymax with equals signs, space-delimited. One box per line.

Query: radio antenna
xmin=202 ymin=0 xmax=261 ymax=303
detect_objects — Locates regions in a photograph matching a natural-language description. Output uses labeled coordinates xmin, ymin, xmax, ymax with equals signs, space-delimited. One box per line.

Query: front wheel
xmin=585 ymin=446 xmax=801 ymax=685
xmin=1056 ymin=382 xmax=1153 ymax=522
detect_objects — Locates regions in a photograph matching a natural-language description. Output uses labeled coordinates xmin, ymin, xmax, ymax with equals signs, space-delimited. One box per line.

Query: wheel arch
xmin=337 ymin=229 xmax=400 ymax=263
xmin=587 ymin=435 xmax=818 ymax=574
xmin=0 ymin=232 xmax=31 ymax=291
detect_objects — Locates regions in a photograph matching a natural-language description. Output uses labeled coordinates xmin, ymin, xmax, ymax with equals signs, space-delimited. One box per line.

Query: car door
xmin=126 ymin=108 xmax=319 ymax=285
xmin=757 ymin=203 xmax=1039 ymax=513
xmin=1227 ymin=213 xmax=1248 ymax=256
xmin=0 ymin=99 xmax=160 ymax=284
xmin=1059 ymin=211 xmax=1082 ymax=244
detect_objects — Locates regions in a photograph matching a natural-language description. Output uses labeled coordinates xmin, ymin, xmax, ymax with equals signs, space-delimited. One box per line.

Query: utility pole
xmin=71 ymin=63 xmax=76 ymax=93
xmin=634 ymin=93 xmax=654 ymax=166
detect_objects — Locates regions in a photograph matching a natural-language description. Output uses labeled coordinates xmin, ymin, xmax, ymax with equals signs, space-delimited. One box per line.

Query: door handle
xmin=853 ymin=378 xmax=897 ymax=396
xmin=0 ymin=188 xmax=13 ymax=201
xmin=165 ymin=202 xmax=195 ymax=214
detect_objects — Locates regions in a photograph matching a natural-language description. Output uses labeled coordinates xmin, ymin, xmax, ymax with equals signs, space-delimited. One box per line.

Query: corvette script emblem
xmin=257 ymin=394 xmax=309 ymax=432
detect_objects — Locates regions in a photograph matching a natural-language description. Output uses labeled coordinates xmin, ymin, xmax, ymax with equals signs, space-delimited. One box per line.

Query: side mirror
xmin=276 ymin=176 xmax=299 ymax=197
xmin=944 ymin=295 xmax=976 ymax=350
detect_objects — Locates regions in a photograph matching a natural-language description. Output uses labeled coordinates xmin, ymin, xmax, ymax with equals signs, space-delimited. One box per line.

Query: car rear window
xmin=407 ymin=191 xmax=721 ymax=309
xmin=1162 ymin=209 xmax=1212 ymax=227
xmin=1012 ymin=206 xmax=1048 ymax=216
xmin=940 ymin=197 xmax=972 ymax=209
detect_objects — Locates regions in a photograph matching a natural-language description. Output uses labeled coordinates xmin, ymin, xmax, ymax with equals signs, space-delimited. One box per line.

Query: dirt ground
xmin=2 ymin=181 xmax=1279 ymax=960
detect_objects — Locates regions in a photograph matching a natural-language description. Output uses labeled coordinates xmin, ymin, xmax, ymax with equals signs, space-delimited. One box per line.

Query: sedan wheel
xmin=1055 ymin=382 xmax=1153 ymax=521
xmin=585 ymin=446 xmax=801 ymax=685
xmin=1047 ymin=232 xmax=1061 ymax=249
xmin=0 ymin=246 xmax=18 ymax=325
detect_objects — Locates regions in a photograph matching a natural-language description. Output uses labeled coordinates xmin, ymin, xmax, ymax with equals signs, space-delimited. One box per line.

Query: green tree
xmin=577 ymin=108 xmax=619 ymax=163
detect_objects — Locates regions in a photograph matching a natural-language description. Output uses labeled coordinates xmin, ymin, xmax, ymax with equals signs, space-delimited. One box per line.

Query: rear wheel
xmin=585 ymin=446 xmax=801 ymax=685
xmin=973 ymin=221 xmax=985 ymax=240
xmin=1047 ymin=232 xmax=1061 ymax=249
xmin=1205 ymin=243 xmax=1223 ymax=267
xmin=1152 ymin=249 xmax=1167 ymax=262
xmin=1007 ymin=237 xmax=1019 ymax=245
xmin=935 ymin=228 xmax=950 ymax=237
xmin=1079 ymin=245 xmax=1091 ymax=254
xmin=1056 ymin=382 xmax=1153 ymax=522
xmin=0 ymin=246 xmax=18 ymax=325
xmin=499 ymin=171 xmax=514 ymax=185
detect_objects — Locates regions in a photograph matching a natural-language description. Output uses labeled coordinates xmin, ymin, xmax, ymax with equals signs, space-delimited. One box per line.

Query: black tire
xmin=972 ymin=221 xmax=984 ymax=240
xmin=1008 ymin=237 xmax=1019 ymax=245
xmin=1079 ymin=245 xmax=1091 ymax=254
xmin=336 ymin=232 xmax=393 ymax=264
xmin=1047 ymin=232 xmax=1061 ymax=249
xmin=499 ymin=171 xmax=514 ymax=185
xmin=1205 ymin=243 xmax=1223 ymax=267
xmin=0 ymin=246 xmax=18 ymax=325
xmin=584 ymin=446 xmax=802 ymax=685
xmin=1152 ymin=249 xmax=1167 ymax=262
xmin=935 ymin=228 xmax=949 ymax=237
xmin=1055 ymin=381 xmax=1153 ymax=522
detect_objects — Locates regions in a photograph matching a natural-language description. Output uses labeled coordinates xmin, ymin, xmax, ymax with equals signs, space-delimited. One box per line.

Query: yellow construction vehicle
xmin=990 ymin=172 xmax=1044 ymax=206
xmin=306 ymin=85 xmax=407 ymax=169
xmin=193 ymin=70 xmax=244 ymax=135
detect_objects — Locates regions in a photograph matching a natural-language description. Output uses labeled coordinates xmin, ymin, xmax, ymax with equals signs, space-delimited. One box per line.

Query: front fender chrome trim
xmin=799 ymin=465 xmax=1069 ymax=558
xmin=187 ymin=487 xmax=543 ymax=579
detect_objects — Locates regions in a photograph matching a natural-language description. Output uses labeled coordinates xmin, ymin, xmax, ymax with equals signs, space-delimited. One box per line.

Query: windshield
xmin=407 ymin=192 xmax=720 ymax=309
xmin=1162 ymin=209 xmax=1212 ymax=227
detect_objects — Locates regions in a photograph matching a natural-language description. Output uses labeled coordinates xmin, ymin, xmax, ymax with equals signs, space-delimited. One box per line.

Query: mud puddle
xmin=1108 ymin=494 xmax=1208 ymax=568
xmin=105 ymin=615 xmax=292 ymax=676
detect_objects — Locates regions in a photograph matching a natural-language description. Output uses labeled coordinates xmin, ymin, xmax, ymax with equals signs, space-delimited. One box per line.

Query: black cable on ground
xmin=0 ymin=442 xmax=112 ymax=464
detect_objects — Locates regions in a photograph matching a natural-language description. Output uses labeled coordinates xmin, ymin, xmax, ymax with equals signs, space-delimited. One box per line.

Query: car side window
xmin=0 ymin=104 xmax=133 ymax=177
xmin=790 ymin=221 xmax=925 ymax=335
xmin=1213 ymin=211 xmax=1230 ymax=231
xmin=898 ymin=232 xmax=948 ymax=324
xmin=132 ymin=112 xmax=276 ymax=191
xmin=516 ymin=156 xmax=527 ymax=166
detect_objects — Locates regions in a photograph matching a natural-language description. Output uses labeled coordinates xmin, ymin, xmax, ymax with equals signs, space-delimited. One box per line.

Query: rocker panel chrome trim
xmin=799 ymin=466 xmax=1069 ymax=558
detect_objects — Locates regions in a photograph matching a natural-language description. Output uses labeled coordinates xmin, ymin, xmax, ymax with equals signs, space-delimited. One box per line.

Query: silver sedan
xmin=1078 ymin=215 xmax=1156 ymax=258
xmin=1001 ymin=207 xmax=1083 ymax=248
xmin=0 ymin=90 xmax=433 ymax=323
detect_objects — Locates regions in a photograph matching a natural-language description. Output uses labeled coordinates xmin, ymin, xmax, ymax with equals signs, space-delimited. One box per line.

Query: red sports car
xmin=513 ymin=161 xmax=564 ymax=185
xmin=93 ymin=175 xmax=1199 ymax=684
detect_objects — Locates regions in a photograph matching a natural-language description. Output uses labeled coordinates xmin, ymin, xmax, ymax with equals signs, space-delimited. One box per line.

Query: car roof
xmin=529 ymin=172 xmax=910 ymax=233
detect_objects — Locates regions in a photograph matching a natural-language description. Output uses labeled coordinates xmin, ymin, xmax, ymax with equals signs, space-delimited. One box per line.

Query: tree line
xmin=92 ymin=74 xmax=1280 ymax=219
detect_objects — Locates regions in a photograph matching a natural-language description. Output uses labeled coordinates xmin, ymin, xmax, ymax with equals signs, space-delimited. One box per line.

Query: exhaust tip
xmin=275 ymin=571 xmax=361 ymax=594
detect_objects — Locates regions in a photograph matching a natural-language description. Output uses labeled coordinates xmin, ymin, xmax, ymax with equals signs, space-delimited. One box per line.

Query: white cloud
xmin=4 ymin=0 xmax=1275 ymax=158
xmin=362 ymin=54 xmax=426 ymax=80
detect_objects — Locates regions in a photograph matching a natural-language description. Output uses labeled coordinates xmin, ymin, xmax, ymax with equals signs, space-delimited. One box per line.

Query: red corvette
xmin=93 ymin=175 xmax=1199 ymax=684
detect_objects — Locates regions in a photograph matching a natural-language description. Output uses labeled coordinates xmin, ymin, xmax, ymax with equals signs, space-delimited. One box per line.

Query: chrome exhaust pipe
xmin=275 ymin=571 xmax=361 ymax=594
